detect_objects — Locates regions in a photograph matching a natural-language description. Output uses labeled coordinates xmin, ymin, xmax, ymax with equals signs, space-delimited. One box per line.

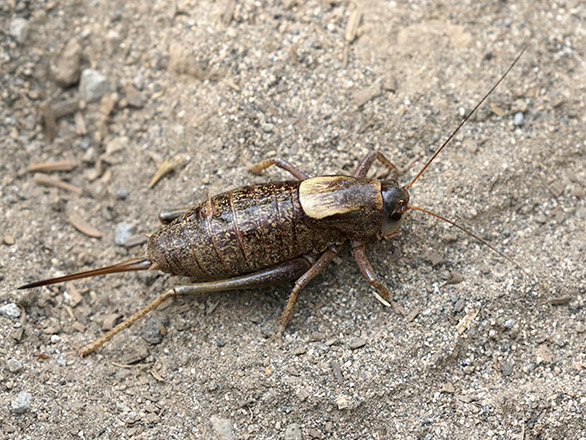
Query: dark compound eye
xmin=381 ymin=182 xmax=410 ymax=236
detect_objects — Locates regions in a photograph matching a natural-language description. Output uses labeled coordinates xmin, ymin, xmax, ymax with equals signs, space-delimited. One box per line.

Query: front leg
xmin=351 ymin=240 xmax=406 ymax=316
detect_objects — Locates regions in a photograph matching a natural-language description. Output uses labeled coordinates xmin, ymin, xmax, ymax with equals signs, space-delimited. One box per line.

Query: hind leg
xmin=78 ymin=257 xmax=312 ymax=356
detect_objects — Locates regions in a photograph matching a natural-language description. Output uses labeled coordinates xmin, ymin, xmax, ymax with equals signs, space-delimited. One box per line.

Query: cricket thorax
xmin=299 ymin=176 xmax=384 ymax=239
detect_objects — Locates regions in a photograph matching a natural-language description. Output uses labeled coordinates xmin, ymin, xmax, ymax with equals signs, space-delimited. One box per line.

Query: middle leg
xmin=278 ymin=244 xmax=342 ymax=337
xmin=249 ymin=158 xmax=310 ymax=180
xmin=353 ymin=151 xmax=400 ymax=179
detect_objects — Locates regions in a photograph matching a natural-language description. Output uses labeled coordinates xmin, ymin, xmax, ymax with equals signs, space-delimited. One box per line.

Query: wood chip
xmin=548 ymin=182 xmax=564 ymax=198
xmin=120 ymin=345 xmax=150 ymax=365
xmin=33 ymin=173 xmax=83 ymax=195
xmin=406 ymin=305 xmax=421 ymax=322
xmin=330 ymin=360 xmax=344 ymax=383
xmin=442 ymin=272 xmax=464 ymax=286
xmin=27 ymin=160 xmax=76 ymax=173
xmin=490 ymin=103 xmax=506 ymax=117
xmin=74 ymin=111 xmax=87 ymax=135
xmin=65 ymin=305 xmax=76 ymax=321
xmin=440 ymin=382 xmax=455 ymax=393
xmin=68 ymin=211 xmax=103 ymax=238
xmin=149 ymin=369 xmax=166 ymax=382
xmin=102 ymin=313 xmax=123 ymax=331
xmin=221 ymin=0 xmax=236 ymax=25
xmin=335 ymin=395 xmax=350 ymax=410
xmin=52 ymin=98 xmax=81 ymax=118
xmin=353 ymin=83 xmax=382 ymax=108
xmin=65 ymin=282 xmax=84 ymax=306
xmin=548 ymin=296 xmax=572 ymax=305
xmin=99 ymin=95 xmax=116 ymax=116
xmin=345 ymin=8 xmax=361 ymax=43
xmin=297 ymin=388 xmax=309 ymax=402
xmin=39 ymin=101 xmax=58 ymax=142
xmin=72 ymin=321 xmax=86 ymax=333
xmin=348 ymin=337 xmax=366 ymax=349
xmin=456 ymin=308 xmax=479 ymax=334
xmin=148 ymin=154 xmax=190 ymax=188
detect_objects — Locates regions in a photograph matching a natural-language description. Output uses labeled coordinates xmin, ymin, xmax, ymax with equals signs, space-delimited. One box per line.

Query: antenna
xmin=405 ymin=46 xmax=527 ymax=190
xmin=409 ymin=205 xmax=527 ymax=275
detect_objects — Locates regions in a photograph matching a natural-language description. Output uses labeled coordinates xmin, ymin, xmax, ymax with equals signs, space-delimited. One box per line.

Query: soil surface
xmin=1 ymin=1 xmax=584 ymax=439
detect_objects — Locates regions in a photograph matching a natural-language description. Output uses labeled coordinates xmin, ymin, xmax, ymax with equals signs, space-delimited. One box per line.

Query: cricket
xmin=19 ymin=48 xmax=526 ymax=357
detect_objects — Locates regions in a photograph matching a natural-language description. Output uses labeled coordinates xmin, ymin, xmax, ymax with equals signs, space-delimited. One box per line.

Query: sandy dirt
xmin=1 ymin=0 xmax=585 ymax=438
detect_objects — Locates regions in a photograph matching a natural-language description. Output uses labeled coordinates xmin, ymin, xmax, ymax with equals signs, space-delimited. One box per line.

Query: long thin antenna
xmin=405 ymin=47 xmax=527 ymax=190
xmin=409 ymin=205 xmax=527 ymax=274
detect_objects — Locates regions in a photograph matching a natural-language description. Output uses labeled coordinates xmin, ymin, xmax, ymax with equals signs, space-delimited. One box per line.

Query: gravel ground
xmin=1 ymin=0 xmax=585 ymax=439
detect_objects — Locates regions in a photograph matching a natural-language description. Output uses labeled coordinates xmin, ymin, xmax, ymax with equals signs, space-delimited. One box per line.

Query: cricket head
xmin=380 ymin=181 xmax=410 ymax=237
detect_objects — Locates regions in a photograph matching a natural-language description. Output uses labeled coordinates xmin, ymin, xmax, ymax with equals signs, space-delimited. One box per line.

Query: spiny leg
xmin=277 ymin=245 xmax=342 ymax=339
xmin=249 ymin=158 xmax=310 ymax=180
xmin=158 ymin=207 xmax=191 ymax=224
xmin=350 ymin=240 xmax=406 ymax=316
xmin=78 ymin=258 xmax=311 ymax=356
xmin=353 ymin=151 xmax=400 ymax=179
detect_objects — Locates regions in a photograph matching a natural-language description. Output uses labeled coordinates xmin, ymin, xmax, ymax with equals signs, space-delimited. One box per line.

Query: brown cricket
xmin=19 ymin=49 xmax=526 ymax=356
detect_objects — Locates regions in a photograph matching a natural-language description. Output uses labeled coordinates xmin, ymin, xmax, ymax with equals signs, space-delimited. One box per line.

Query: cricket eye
xmin=381 ymin=182 xmax=409 ymax=236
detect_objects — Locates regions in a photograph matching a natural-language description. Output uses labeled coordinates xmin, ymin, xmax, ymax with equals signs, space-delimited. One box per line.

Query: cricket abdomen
xmin=147 ymin=181 xmax=344 ymax=280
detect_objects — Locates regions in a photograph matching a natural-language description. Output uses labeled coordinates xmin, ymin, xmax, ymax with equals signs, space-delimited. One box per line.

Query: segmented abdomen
xmin=147 ymin=181 xmax=342 ymax=280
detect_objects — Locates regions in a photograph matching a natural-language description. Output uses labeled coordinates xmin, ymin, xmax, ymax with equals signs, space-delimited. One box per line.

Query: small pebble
xmin=6 ymin=358 xmax=23 ymax=373
xmin=3 ymin=235 xmax=15 ymax=245
xmin=10 ymin=17 xmax=30 ymax=44
xmin=114 ymin=222 xmax=134 ymax=246
xmin=503 ymin=319 xmax=516 ymax=329
xmin=501 ymin=361 xmax=514 ymax=376
xmin=453 ymin=298 xmax=466 ymax=314
xmin=12 ymin=392 xmax=32 ymax=414
xmin=54 ymin=39 xmax=83 ymax=87
xmin=210 ymin=415 xmax=235 ymax=440
xmin=297 ymin=388 xmax=310 ymax=401
xmin=284 ymin=423 xmax=302 ymax=440
xmin=0 ymin=303 xmax=21 ymax=319
xmin=124 ymin=84 xmax=144 ymax=108
xmin=335 ymin=395 xmax=350 ymax=410
xmin=79 ymin=69 xmax=109 ymax=102
xmin=141 ymin=316 xmax=169 ymax=345
xmin=513 ymin=112 xmax=524 ymax=126
xmin=307 ymin=428 xmax=324 ymax=439
xmin=115 ymin=188 xmax=130 ymax=199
